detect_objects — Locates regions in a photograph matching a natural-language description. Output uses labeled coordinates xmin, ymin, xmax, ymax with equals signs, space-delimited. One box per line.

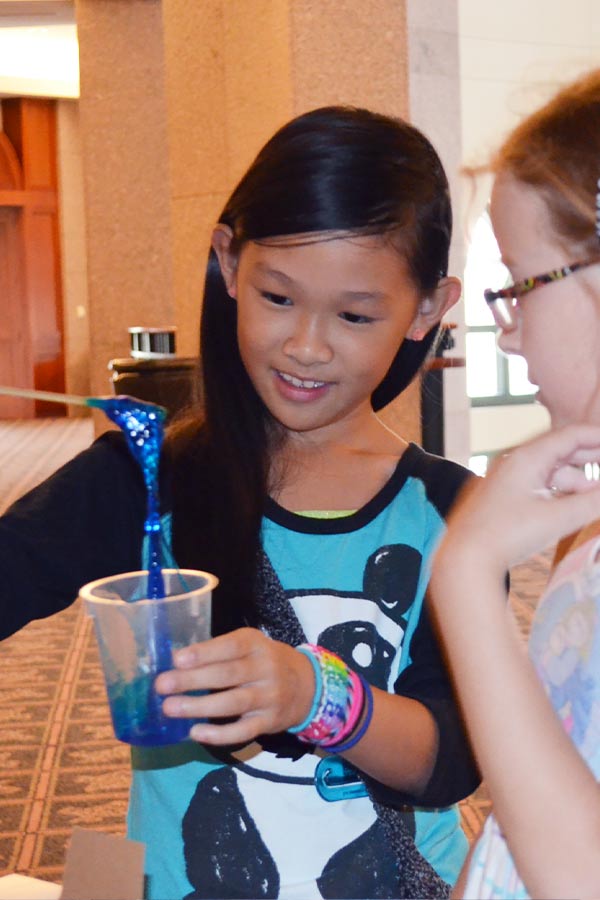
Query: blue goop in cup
xmin=81 ymin=569 xmax=216 ymax=746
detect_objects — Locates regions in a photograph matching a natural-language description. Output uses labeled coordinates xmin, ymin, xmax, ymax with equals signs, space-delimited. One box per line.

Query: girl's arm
xmin=430 ymin=424 xmax=600 ymax=899
xmin=0 ymin=432 xmax=146 ymax=640
xmin=156 ymin=616 xmax=475 ymax=799
xmin=157 ymin=627 xmax=439 ymax=793
xmin=351 ymin=599 xmax=479 ymax=805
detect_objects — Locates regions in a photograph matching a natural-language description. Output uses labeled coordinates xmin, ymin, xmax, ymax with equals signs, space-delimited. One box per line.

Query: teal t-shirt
xmin=129 ymin=443 xmax=472 ymax=899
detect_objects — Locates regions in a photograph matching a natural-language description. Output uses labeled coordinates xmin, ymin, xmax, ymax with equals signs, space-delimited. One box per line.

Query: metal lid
xmin=128 ymin=327 xmax=176 ymax=359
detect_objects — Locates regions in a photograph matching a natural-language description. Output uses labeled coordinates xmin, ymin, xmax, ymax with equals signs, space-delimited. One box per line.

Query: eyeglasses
xmin=484 ymin=258 xmax=600 ymax=332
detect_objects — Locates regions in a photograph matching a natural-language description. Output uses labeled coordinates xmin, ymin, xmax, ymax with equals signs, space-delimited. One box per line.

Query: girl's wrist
xmin=436 ymin=537 xmax=508 ymax=584
xmin=288 ymin=644 xmax=372 ymax=752
xmin=289 ymin=645 xmax=322 ymax=733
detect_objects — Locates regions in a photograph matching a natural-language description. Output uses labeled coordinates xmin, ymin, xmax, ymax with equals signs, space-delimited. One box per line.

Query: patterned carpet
xmin=0 ymin=419 xmax=131 ymax=884
xmin=0 ymin=419 xmax=551 ymax=885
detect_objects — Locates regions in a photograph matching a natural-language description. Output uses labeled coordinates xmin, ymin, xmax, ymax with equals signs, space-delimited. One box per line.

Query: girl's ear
xmin=211 ymin=225 xmax=238 ymax=298
xmin=407 ymin=276 xmax=462 ymax=340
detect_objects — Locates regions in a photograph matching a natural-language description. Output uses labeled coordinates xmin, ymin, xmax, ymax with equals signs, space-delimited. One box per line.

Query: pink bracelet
xmin=292 ymin=644 xmax=364 ymax=748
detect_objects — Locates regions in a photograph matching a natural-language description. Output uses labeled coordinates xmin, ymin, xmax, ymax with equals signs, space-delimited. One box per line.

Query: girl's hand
xmin=154 ymin=627 xmax=315 ymax=745
xmin=437 ymin=424 xmax=600 ymax=576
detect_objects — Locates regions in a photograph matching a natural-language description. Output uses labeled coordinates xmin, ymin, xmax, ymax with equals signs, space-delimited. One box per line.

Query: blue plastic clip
xmin=315 ymin=756 xmax=369 ymax=802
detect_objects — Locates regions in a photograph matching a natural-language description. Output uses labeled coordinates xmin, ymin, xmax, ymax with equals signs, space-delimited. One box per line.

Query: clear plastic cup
xmin=80 ymin=568 xmax=216 ymax=746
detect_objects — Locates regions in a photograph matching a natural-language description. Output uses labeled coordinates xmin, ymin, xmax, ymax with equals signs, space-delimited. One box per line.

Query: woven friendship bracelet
xmin=328 ymin=676 xmax=374 ymax=754
xmin=290 ymin=644 xmax=368 ymax=749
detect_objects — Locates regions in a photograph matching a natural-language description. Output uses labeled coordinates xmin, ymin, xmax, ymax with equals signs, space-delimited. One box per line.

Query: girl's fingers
xmin=189 ymin=715 xmax=267 ymax=746
xmin=480 ymin=428 xmax=600 ymax=505
xmin=155 ymin=630 xmax=309 ymax=738
xmin=155 ymin=656 xmax=253 ymax=695
xmin=173 ymin=627 xmax=260 ymax=669
xmin=550 ymin=464 xmax=600 ymax=494
xmin=438 ymin=427 xmax=600 ymax=572
xmin=528 ymin=427 xmax=600 ymax=483
xmin=162 ymin=684 xmax=258 ymax=720
xmin=162 ymin=684 xmax=279 ymax=746
xmin=543 ymin=484 xmax=600 ymax=537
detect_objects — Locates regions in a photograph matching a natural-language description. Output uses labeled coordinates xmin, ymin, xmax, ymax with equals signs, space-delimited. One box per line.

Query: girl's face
xmin=214 ymin=231 xmax=456 ymax=445
xmin=490 ymin=173 xmax=600 ymax=428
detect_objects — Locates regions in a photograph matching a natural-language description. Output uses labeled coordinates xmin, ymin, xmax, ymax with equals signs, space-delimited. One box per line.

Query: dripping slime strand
xmin=0 ymin=385 xmax=168 ymax=597
xmin=88 ymin=395 xmax=167 ymax=600
xmin=0 ymin=387 xmax=167 ymax=597
xmin=0 ymin=384 xmax=173 ymax=673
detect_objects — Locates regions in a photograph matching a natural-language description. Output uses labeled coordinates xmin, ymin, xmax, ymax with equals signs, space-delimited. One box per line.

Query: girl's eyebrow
xmin=255 ymin=264 xmax=387 ymax=302
xmin=339 ymin=290 xmax=387 ymax=303
xmin=254 ymin=262 xmax=295 ymax=285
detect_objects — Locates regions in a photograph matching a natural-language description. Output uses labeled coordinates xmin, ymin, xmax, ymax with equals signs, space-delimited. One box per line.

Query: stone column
xmin=75 ymin=0 xmax=175 ymax=400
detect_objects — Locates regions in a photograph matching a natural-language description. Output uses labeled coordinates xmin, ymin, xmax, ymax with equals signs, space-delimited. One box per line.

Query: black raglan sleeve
xmin=363 ymin=450 xmax=481 ymax=809
xmin=0 ymin=431 xmax=147 ymax=641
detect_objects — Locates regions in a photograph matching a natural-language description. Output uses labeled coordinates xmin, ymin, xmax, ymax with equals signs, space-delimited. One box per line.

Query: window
xmin=464 ymin=211 xmax=536 ymax=406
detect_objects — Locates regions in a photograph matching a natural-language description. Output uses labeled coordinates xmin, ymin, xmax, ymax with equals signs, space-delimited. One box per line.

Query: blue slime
xmin=107 ymin=673 xmax=193 ymax=747
xmin=91 ymin=395 xmax=167 ymax=599
xmin=90 ymin=395 xmax=190 ymax=744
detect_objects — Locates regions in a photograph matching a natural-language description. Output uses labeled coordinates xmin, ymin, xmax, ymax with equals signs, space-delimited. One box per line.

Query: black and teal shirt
xmin=0 ymin=435 xmax=478 ymax=899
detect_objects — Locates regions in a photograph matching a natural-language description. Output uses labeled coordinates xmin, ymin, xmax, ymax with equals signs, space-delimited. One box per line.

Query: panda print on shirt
xmin=180 ymin=544 xmax=444 ymax=900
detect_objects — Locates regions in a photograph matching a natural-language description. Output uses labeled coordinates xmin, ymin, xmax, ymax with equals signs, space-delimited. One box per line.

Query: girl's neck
xmin=270 ymin=418 xmax=408 ymax=512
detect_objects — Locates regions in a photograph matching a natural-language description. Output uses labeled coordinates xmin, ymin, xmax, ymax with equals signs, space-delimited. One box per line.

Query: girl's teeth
xmin=280 ymin=372 xmax=325 ymax=389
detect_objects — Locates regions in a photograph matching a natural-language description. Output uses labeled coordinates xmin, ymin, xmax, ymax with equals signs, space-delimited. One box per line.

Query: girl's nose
xmin=283 ymin=316 xmax=333 ymax=365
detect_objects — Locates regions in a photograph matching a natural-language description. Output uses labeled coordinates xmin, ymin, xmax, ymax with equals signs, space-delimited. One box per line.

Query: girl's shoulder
xmin=265 ymin=444 xmax=472 ymax=534
xmin=16 ymin=429 xmax=148 ymax=520
xmin=67 ymin=430 xmax=146 ymax=489
xmin=399 ymin=443 xmax=474 ymax=519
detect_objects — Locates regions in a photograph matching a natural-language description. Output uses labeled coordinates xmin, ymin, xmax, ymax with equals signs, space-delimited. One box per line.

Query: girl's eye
xmin=262 ymin=291 xmax=291 ymax=306
xmin=340 ymin=311 xmax=375 ymax=325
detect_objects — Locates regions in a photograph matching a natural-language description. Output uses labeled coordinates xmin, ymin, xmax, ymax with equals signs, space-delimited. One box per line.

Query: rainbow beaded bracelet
xmin=289 ymin=644 xmax=371 ymax=751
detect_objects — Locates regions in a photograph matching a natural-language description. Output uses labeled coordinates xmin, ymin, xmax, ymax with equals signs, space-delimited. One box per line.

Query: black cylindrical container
xmin=108 ymin=328 xmax=199 ymax=420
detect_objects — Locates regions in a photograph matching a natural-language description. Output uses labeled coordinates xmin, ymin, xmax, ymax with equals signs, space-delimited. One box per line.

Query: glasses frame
xmin=484 ymin=258 xmax=600 ymax=332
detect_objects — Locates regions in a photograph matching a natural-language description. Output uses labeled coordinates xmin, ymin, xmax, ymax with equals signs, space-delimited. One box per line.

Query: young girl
xmin=430 ymin=70 xmax=600 ymax=899
xmin=0 ymin=106 xmax=476 ymax=899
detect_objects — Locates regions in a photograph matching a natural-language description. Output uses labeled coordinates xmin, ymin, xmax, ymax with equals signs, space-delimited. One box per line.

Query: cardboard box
xmin=0 ymin=830 xmax=145 ymax=900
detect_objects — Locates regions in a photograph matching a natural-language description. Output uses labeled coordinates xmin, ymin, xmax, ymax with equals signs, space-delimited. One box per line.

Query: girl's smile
xmin=275 ymin=369 xmax=331 ymax=402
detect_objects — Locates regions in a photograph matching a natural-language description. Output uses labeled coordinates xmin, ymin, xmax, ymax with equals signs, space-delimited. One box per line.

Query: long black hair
xmin=166 ymin=106 xmax=453 ymax=634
